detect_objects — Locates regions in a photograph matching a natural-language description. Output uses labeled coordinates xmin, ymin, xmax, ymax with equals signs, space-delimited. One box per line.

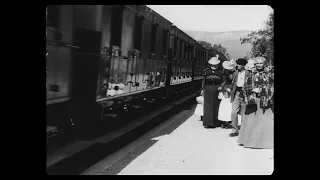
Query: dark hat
xmin=222 ymin=85 xmax=232 ymax=92
xmin=236 ymin=58 xmax=247 ymax=65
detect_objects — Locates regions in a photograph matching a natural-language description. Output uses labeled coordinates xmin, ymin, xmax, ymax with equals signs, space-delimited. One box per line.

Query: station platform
xmin=81 ymin=104 xmax=274 ymax=175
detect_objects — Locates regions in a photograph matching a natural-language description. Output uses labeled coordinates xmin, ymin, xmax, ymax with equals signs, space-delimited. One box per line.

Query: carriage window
xmin=134 ymin=16 xmax=143 ymax=51
xmin=202 ymin=52 xmax=204 ymax=62
xmin=47 ymin=5 xmax=60 ymax=29
xmin=111 ymin=7 xmax=123 ymax=47
xmin=174 ymin=37 xmax=178 ymax=57
xmin=180 ymin=40 xmax=183 ymax=58
xmin=184 ymin=43 xmax=187 ymax=59
xmin=195 ymin=49 xmax=198 ymax=61
xmin=151 ymin=24 xmax=157 ymax=53
xmin=202 ymin=52 xmax=206 ymax=62
xmin=162 ymin=30 xmax=168 ymax=55
xmin=185 ymin=43 xmax=187 ymax=59
xmin=186 ymin=45 xmax=188 ymax=60
xmin=196 ymin=49 xmax=198 ymax=61
xmin=184 ymin=43 xmax=186 ymax=59
xmin=183 ymin=43 xmax=185 ymax=58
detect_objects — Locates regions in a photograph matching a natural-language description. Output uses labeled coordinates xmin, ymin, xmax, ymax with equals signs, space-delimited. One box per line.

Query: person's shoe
xmin=229 ymin=132 xmax=239 ymax=137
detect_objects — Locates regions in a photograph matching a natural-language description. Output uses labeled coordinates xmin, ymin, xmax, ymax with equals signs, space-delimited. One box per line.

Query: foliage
xmin=243 ymin=51 xmax=253 ymax=60
xmin=197 ymin=41 xmax=227 ymax=56
xmin=240 ymin=12 xmax=274 ymax=64
xmin=196 ymin=41 xmax=229 ymax=64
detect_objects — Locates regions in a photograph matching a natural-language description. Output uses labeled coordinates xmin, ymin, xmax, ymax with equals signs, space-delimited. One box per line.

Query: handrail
xmin=46 ymin=40 xmax=79 ymax=49
xmin=96 ymin=86 xmax=164 ymax=103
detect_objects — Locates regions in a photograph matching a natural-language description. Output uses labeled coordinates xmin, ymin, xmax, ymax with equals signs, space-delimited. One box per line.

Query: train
xmin=46 ymin=5 xmax=228 ymax=142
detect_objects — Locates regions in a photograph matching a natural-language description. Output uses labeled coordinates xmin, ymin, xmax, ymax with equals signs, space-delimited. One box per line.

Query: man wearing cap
xmin=229 ymin=58 xmax=249 ymax=137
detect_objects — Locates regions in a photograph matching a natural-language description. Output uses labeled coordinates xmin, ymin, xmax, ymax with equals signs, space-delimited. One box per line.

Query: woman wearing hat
xmin=201 ymin=55 xmax=225 ymax=128
xmin=237 ymin=57 xmax=274 ymax=149
xmin=220 ymin=61 xmax=236 ymax=129
xmin=245 ymin=59 xmax=255 ymax=71
xmin=222 ymin=61 xmax=236 ymax=86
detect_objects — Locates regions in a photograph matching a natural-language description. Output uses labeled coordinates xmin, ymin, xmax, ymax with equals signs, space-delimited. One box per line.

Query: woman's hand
xmin=252 ymin=87 xmax=261 ymax=93
xmin=267 ymin=95 xmax=274 ymax=104
xmin=217 ymin=87 xmax=222 ymax=91
xmin=248 ymin=94 xmax=257 ymax=102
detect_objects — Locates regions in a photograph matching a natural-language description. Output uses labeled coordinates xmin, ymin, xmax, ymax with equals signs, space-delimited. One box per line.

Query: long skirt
xmin=203 ymin=83 xmax=221 ymax=128
xmin=237 ymin=98 xmax=274 ymax=149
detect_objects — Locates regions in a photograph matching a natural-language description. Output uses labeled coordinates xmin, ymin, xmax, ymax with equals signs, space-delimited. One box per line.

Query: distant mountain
xmin=185 ymin=30 xmax=253 ymax=60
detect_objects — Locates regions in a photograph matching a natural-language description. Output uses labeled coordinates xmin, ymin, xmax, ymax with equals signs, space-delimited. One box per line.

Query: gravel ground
xmin=82 ymin=104 xmax=273 ymax=175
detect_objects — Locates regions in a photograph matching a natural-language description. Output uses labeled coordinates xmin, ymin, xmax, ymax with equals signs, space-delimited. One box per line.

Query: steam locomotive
xmin=46 ymin=5 xmax=227 ymax=141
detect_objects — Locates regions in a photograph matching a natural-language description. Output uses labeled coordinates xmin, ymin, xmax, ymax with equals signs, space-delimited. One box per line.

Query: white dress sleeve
xmin=218 ymin=92 xmax=224 ymax=100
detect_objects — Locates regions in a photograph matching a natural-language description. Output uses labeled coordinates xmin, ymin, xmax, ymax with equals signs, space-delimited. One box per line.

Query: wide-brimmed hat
xmin=255 ymin=56 xmax=267 ymax=62
xmin=230 ymin=59 xmax=236 ymax=66
xmin=236 ymin=58 xmax=247 ymax=65
xmin=245 ymin=59 xmax=255 ymax=70
xmin=208 ymin=55 xmax=220 ymax=65
xmin=222 ymin=61 xmax=235 ymax=70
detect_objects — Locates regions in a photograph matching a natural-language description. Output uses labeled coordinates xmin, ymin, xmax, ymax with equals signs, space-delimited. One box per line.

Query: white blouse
xmin=236 ymin=70 xmax=246 ymax=87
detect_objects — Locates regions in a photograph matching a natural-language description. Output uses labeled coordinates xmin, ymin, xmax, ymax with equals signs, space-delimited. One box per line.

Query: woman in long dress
xmin=220 ymin=61 xmax=236 ymax=128
xmin=237 ymin=57 xmax=274 ymax=149
xmin=222 ymin=61 xmax=235 ymax=86
xmin=201 ymin=55 xmax=225 ymax=128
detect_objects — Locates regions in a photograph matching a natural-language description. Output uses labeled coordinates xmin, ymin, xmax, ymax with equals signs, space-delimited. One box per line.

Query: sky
xmin=147 ymin=5 xmax=273 ymax=32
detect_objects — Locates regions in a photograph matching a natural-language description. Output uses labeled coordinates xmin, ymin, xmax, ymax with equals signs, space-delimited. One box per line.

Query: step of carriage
xmin=47 ymin=126 xmax=59 ymax=139
xmin=145 ymin=99 xmax=156 ymax=104
xmin=141 ymin=97 xmax=155 ymax=103
xmin=158 ymin=97 xmax=167 ymax=101
xmin=103 ymin=113 xmax=118 ymax=118
xmin=129 ymin=104 xmax=141 ymax=109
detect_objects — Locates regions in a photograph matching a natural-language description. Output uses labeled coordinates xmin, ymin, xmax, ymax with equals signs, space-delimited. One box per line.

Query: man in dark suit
xmin=229 ymin=58 xmax=248 ymax=137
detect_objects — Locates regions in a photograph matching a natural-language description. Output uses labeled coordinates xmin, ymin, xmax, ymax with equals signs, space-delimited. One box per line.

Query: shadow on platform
xmin=47 ymin=100 xmax=197 ymax=175
xmin=100 ymin=104 xmax=196 ymax=175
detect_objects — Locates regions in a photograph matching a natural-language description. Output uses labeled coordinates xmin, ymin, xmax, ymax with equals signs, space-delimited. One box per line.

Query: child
xmin=195 ymin=95 xmax=204 ymax=119
xmin=218 ymin=86 xmax=232 ymax=128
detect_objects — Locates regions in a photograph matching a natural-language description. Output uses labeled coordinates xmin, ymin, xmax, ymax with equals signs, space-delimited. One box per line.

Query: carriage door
xmin=72 ymin=28 xmax=101 ymax=104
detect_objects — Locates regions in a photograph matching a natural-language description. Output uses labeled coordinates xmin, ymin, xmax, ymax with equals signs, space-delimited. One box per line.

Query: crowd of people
xmin=198 ymin=55 xmax=274 ymax=149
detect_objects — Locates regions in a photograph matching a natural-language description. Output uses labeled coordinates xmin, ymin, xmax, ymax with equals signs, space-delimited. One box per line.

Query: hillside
xmin=185 ymin=30 xmax=253 ymax=60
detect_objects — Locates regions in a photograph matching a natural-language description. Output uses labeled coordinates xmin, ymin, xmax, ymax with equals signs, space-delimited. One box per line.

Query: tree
xmin=197 ymin=41 xmax=214 ymax=51
xmin=240 ymin=12 xmax=274 ymax=64
xmin=197 ymin=41 xmax=229 ymax=62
